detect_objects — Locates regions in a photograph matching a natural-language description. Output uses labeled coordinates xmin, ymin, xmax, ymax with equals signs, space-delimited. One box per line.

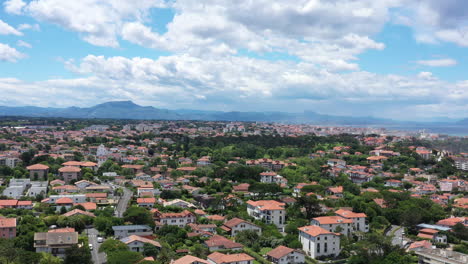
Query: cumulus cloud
xmin=0 ymin=19 xmax=22 ymax=35
xmin=0 ymin=53 xmax=460 ymax=118
xmin=21 ymin=0 xmax=166 ymax=47
xmin=394 ymin=0 xmax=468 ymax=46
xmin=0 ymin=43 xmax=26 ymax=62
xmin=416 ymin=58 xmax=457 ymax=67
xmin=3 ymin=0 xmax=26 ymax=15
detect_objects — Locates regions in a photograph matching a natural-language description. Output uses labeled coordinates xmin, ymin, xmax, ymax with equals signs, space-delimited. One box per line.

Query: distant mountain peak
xmin=94 ymin=100 xmax=142 ymax=108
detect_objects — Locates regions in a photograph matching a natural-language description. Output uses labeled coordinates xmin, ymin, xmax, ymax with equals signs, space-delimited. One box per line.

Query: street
xmin=387 ymin=225 xmax=407 ymax=247
xmin=86 ymin=228 xmax=106 ymax=264
xmin=115 ymin=187 xmax=133 ymax=218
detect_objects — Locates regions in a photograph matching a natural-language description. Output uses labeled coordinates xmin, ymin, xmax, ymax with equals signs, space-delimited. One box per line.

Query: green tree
xmin=99 ymin=239 xmax=129 ymax=254
xmin=107 ymin=251 xmax=144 ymax=264
xmin=123 ymin=207 xmax=154 ymax=227
xmin=64 ymin=244 xmax=92 ymax=264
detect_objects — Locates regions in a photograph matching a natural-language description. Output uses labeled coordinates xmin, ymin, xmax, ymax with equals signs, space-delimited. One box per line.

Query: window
xmin=317 ymin=243 xmax=320 ymax=253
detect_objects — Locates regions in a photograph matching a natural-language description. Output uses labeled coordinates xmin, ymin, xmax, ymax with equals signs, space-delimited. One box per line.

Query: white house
xmin=120 ymin=235 xmax=161 ymax=253
xmin=153 ymin=210 xmax=196 ymax=229
xmin=221 ymin=218 xmax=262 ymax=236
xmin=311 ymin=216 xmax=353 ymax=236
xmin=246 ymin=200 xmax=286 ymax=231
xmin=335 ymin=209 xmax=369 ymax=233
xmin=266 ymin=245 xmax=305 ymax=264
xmin=298 ymin=225 xmax=341 ymax=259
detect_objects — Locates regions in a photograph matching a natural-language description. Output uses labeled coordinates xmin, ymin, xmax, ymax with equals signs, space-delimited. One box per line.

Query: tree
xmin=64 ymin=244 xmax=92 ymax=264
xmin=99 ymin=239 xmax=128 ymax=254
xmin=107 ymin=251 xmax=144 ymax=264
xmin=39 ymin=253 xmax=62 ymax=264
xmin=297 ymin=194 xmax=322 ymax=219
xmin=452 ymin=223 xmax=468 ymax=240
xmin=235 ymin=230 xmax=260 ymax=248
xmin=123 ymin=207 xmax=154 ymax=227
xmin=143 ymin=243 xmax=160 ymax=257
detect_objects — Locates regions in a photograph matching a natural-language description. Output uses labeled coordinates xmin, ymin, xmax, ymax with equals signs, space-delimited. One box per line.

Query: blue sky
xmin=0 ymin=0 xmax=467 ymax=121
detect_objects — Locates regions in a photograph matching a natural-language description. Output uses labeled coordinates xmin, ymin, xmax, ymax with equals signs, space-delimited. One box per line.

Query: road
xmin=387 ymin=225 xmax=406 ymax=247
xmin=115 ymin=187 xmax=133 ymax=218
xmin=87 ymin=228 xmax=106 ymax=264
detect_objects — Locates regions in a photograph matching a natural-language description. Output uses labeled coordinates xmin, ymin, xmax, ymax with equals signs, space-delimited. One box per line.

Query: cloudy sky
xmin=0 ymin=0 xmax=467 ymax=121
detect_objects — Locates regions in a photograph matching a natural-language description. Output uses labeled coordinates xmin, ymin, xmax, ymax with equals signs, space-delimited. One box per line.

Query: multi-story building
xmin=153 ymin=210 xmax=196 ymax=229
xmin=453 ymin=157 xmax=468 ymax=171
xmin=34 ymin=230 xmax=78 ymax=258
xmin=0 ymin=217 xmax=16 ymax=239
xmin=335 ymin=209 xmax=369 ymax=233
xmin=246 ymin=200 xmax=286 ymax=231
xmin=298 ymin=225 xmax=341 ymax=259
xmin=260 ymin=172 xmax=288 ymax=185
xmin=26 ymin=164 xmax=49 ymax=180
xmin=58 ymin=166 xmax=82 ymax=183
xmin=311 ymin=216 xmax=353 ymax=236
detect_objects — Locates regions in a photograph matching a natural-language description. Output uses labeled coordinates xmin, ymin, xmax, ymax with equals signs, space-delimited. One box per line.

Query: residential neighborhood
xmin=0 ymin=118 xmax=467 ymax=264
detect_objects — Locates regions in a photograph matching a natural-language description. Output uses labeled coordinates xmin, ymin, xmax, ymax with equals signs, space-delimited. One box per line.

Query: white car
xmin=97 ymin=237 xmax=104 ymax=243
xmin=89 ymin=244 xmax=93 ymax=250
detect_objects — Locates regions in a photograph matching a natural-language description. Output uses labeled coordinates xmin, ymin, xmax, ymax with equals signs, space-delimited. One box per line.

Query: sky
xmin=0 ymin=0 xmax=467 ymax=121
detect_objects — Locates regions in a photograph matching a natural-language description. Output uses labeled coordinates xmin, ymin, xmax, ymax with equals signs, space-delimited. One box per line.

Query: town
xmin=0 ymin=118 xmax=467 ymax=264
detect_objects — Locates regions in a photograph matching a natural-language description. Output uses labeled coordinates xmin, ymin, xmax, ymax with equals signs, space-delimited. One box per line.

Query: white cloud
xmin=0 ymin=43 xmax=26 ymax=62
xmin=18 ymin=23 xmax=41 ymax=31
xmin=3 ymin=0 xmax=26 ymax=15
xmin=416 ymin=58 xmax=457 ymax=67
xmin=17 ymin=40 xmax=32 ymax=48
xmin=0 ymin=19 xmax=22 ymax=36
xmin=22 ymin=0 xmax=167 ymax=47
xmin=393 ymin=0 xmax=468 ymax=46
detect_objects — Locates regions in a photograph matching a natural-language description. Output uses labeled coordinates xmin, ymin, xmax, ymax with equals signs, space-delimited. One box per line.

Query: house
xmin=153 ymin=210 xmax=196 ymax=229
xmin=120 ymin=235 xmax=161 ymax=253
xmin=58 ymin=166 xmax=82 ymax=183
xmin=163 ymin=199 xmax=196 ymax=208
xmin=221 ymin=218 xmax=262 ymax=236
xmin=208 ymin=252 xmax=253 ymax=264
xmin=417 ymin=228 xmax=447 ymax=244
xmin=75 ymin=180 xmax=97 ymax=189
xmin=311 ymin=216 xmax=353 ymax=236
xmin=55 ymin=197 xmax=74 ymax=212
xmin=246 ymin=200 xmax=286 ymax=230
xmin=204 ymin=235 xmax=243 ymax=251
xmin=112 ymin=225 xmax=153 ymax=239
xmin=34 ymin=230 xmax=79 ymax=258
xmin=26 ymin=164 xmax=49 ymax=180
xmin=385 ymin=179 xmax=402 ymax=188
xmin=298 ymin=225 xmax=341 ymax=259
xmin=326 ymin=186 xmax=343 ymax=198
xmin=62 ymin=209 xmax=95 ymax=218
xmin=408 ymin=240 xmax=433 ymax=251
xmin=188 ymin=223 xmax=216 ymax=237
xmin=171 ymin=255 xmax=209 ymax=264
xmin=335 ymin=209 xmax=369 ymax=233
xmin=260 ymin=172 xmax=288 ymax=185
xmin=266 ymin=245 xmax=305 ymax=264
xmin=137 ymin=198 xmax=156 ymax=208
xmin=327 ymin=159 xmax=346 ymax=168
xmin=233 ymin=183 xmax=250 ymax=193
xmin=0 ymin=217 xmax=16 ymax=239
xmin=207 ymin=252 xmax=254 ymax=264
xmin=436 ymin=217 xmax=468 ymax=228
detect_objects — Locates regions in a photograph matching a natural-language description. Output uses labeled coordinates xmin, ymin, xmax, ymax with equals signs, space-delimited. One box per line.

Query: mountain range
xmin=0 ymin=101 xmax=466 ymax=128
